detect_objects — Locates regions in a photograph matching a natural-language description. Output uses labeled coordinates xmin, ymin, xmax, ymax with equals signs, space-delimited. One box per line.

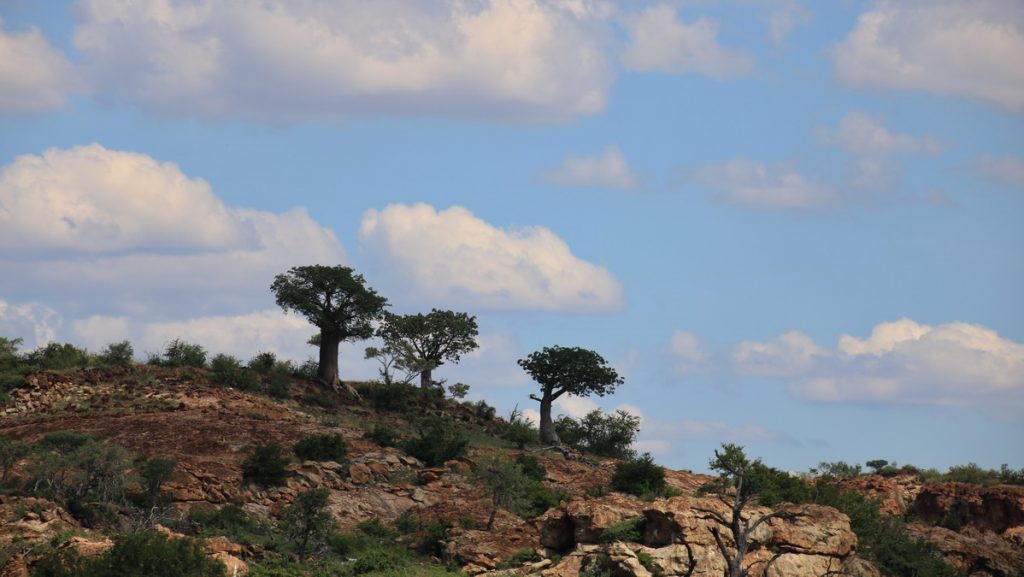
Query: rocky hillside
xmin=1 ymin=366 xmax=1022 ymax=577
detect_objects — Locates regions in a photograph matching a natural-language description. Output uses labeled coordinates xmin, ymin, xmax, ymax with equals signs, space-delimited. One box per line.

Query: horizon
xmin=1 ymin=0 xmax=1021 ymax=474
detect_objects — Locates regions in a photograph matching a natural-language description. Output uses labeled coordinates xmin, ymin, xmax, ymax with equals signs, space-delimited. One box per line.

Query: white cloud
xmin=829 ymin=111 xmax=943 ymax=156
xmin=733 ymin=330 xmax=826 ymax=377
xmin=0 ymin=19 xmax=73 ymax=113
xmin=832 ymin=1 xmax=1024 ymax=110
xmin=765 ymin=0 xmax=810 ymax=44
xmin=553 ymin=395 xmax=600 ymax=418
xmin=0 ymin=144 xmax=347 ymax=318
xmin=71 ymin=0 xmax=614 ymax=123
xmin=621 ymin=5 xmax=754 ymax=79
xmin=0 ymin=298 xmax=62 ymax=349
xmin=645 ymin=418 xmax=786 ymax=444
xmin=977 ymin=154 xmax=1024 ymax=186
xmin=72 ymin=309 xmax=317 ymax=361
xmin=358 ymin=203 xmax=624 ymax=312
xmin=696 ymin=158 xmax=836 ymax=209
xmin=668 ymin=329 xmax=706 ymax=375
xmin=536 ymin=146 xmax=639 ymax=190
xmin=738 ymin=319 xmax=1024 ymax=415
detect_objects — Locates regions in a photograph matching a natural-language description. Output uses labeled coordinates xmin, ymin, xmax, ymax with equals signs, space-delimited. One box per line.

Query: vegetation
xmin=472 ymin=453 xmax=533 ymax=530
xmin=610 ymin=453 xmax=666 ymax=498
xmin=241 ymin=443 xmax=290 ymax=487
xmin=98 ymin=340 xmax=135 ymax=366
xmin=363 ymin=424 xmax=401 ymax=448
xmin=34 ymin=530 xmax=226 ymax=577
xmin=293 ymin=434 xmax=347 ymax=463
xmin=271 ymin=265 xmax=388 ymax=396
xmin=600 ymin=516 xmax=646 ymax=543
xmin=281 ymin=488 xmax=335 ymax=563
xmin=554 ymin=409 xmax=639 ymax=459
xmin=376 ymin=309 xmax=479 ymax=389
xmin=402 ymin=417 xmax=468 ymax=467
xmin=518 ymin=346 xmax=623 ymax=445
xmin=159 ymin=339 xmax=207 ymax=368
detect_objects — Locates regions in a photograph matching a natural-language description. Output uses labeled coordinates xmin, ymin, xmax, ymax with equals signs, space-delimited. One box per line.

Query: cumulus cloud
xmin=832 ymin=1 xmax=1024 ymax=110
xmin=0 ymin=19 xmax=73 ymax=113
xmin=828 ymin=111 xmax=943 ymax=157
xmin=358 ymin=203 xmax=624 ymax=312
xmin=740 ymin=319 xmax=1024 ymax=416
xmin=0 ymin=144 xmax=347 ymax=318
xmin=536 ymin=146 xmax=639 ymax=190
xmin=71 ymin=0 xmax=614 ymax=123
xmin=765 ymin=0 xmax=811 ymax=44
xmin=668 ymin=329 xmax=706 ymax=376
xmin=0 ymin=298 xmax=61 ymax=349
xmin=621 ymin=4 xmax=754 ymax=78
xmin=696 ymin=158 xmax=836 ymax=209
xmin=977 ymin=154 xmax=1024 ymax=186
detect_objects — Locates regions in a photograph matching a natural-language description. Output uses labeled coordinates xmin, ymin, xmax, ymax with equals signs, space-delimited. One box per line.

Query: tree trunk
xmin=420 ymin=367 xmax=433 ymax=389
xmin=318 ymin=331 xmax=360 ymax=398
xmin=538 ymin=395 xmax=560 ymax=445
xmin=487 ymin=507 xmax=498 ymax=531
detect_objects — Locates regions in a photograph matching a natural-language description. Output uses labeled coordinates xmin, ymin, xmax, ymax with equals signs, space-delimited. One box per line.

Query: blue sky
xmin=1 ymin=0 xmax=1022 ymax=473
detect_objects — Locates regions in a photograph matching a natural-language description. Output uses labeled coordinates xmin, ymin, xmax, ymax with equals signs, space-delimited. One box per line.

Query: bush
xmin=515 ymin=454 xmax=547 ymax=482
xmin=611 ymin=453 xmax=665 ymax=497
xmin=554 ymin=410 xmax=639 ymax=459
xmin=0 ymin=437 xmax=28 ymax=484
xmin=210 ymin=355 xmax=259 ymax=391
xmin=25 ymin=342 xmax=91 ymax=371
xmin=364 ymin=425 xmax=401 ymax=448
xmin=352 ymin=547 xmax=401 ymax=574
xmin=248 ymin=351 xmax=278 ymax=374
xmin=188 ymin=504 xmax=262 ymax=543
xmin=161 ymin=339 xmax=207 ymax=368
xmin=83 ymin=530 xmax=225 ymax=577
xmin=265 ymin=373 xmax=290 ymax=399
xmin=29 ymin=436 xmax=131 ymax=520
xmin=600 ymin=516 xmax=645 ymax=543
xmin=817 ymin=461 xmax=863 ymax=480
xmin=521 ymin=483 xmax=567 ymax=518
xmin=99 ymin=341 xmax=134 ymax=366
xmin=505 ymin=420 xmax=539 ymax=450
xmin=358 ymin=381 xmax=417 ymax=412
xmin=281 ymin=488 xmax=335 ymax=562
xmin=293 ymin=434 xmax=347 ymax=463
xmin=138 ymin=456 xmax=176 ymax=505
xmin=447 ymin=382 xmax=470 ymax=399
xmin=241 ymin=443 xmax=289 ymax=487
xmin=946 ymin=462 xmax=996 ymax=485
xmin=416 ymin=521 xmax=450 ymax=557
xmin=402 ymin=417 xmax=468 ymax=467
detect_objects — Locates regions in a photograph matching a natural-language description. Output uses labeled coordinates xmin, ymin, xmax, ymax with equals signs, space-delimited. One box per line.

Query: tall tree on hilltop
xmin=271 ymin=265 xmax=387 ymax=397
xmin=518 ymin=345 xmax=622 ymax=445
xmin=376 ymin=309 xmax=479 ymax=388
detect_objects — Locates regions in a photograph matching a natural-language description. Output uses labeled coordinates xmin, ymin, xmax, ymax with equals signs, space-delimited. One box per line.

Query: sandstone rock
xmin=768 ymin=504 xmax=856 ymax=557
xmin=838 ymin=474 xmax=922 ymax=516
xmin=212 ymin=551 xmax=249 ymax=577
xmin=349 ymin=463 xmax=372 ymax=485
xmin=418 ymin=468 xmax=445 ymax=484
xmin=605 ymin=541 xmax=652 ymax=577
xmin=643 ymin=496 xmax=771 ymax=548
xmin=447 ymin=524 xmax=539 ymax=568
xmin=60 ymin=536 xmax=114 ymax=558
xmin=207 ymin=535 xmax=244 ymax=555
xmin=912 ymin=484 xmax=1024 ymax=534
xmin=565 ymin=493 xmax=646 ymax=544
xmin=327 ymin=487 xmax=417 ymax=528
xmin=908 ymin=523 xmax=1024 ymax=576
xmin=0 ymin=556 xmax=29 ymax=577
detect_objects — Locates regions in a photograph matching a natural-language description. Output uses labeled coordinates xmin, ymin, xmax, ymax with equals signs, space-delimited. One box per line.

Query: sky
xmin=1 ymin=0 xmax=1022 ymax=474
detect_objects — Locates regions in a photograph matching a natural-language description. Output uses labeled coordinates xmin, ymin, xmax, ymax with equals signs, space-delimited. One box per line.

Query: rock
xmin=0 ymin=555 xmax=29 ymax=577
xmin=367 ymin=463 xmax=390 ymax=481
xmin=447 ymin=524 xmax=539 ymax=568
xmin=212 ymin=551 xmax=249 ymax=576
xmin=643 ymin=496 xmax=771 ymax=548
xmin=605 ymin=541 xmax=652 ymax=577
xmin=349 ymin=463 xmax=372 ymax=485
xmin=838 ymin=474 xmax=923 ymax=516
xmin=60 ymin=536 xmax=114 ymax=558
xmin=418 ymin=468 xmax=445 ymax=485
xmin=768 ymin=504 xmax=856 ymax=557
xmin=207 ymin=536 xmax=243 ymax=555
xmin=912 ymin=484 xmax=1024 ymax=534
xmin=565 ymin=493 xmax=646 ymax=544
xmin=908 ymin=523 xmax=1024 ymax=576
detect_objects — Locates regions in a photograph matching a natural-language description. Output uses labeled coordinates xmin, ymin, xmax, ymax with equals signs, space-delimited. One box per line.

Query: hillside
xmin=1 ymin=364 xmax=1022 ymax=577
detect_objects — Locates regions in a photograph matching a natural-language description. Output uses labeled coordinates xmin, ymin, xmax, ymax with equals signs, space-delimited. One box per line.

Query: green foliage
xmin=29 ymin=436 xmax=131 ymax=521
xmin=99 ymin=341 xmax=135 ymax=366
xmin=241 ymin=443 xmax=289 ymax=487
xmin=265 ymin=373 xmax=290 ymax=399
xmin=281 ymin=488 xmax=335 ymax=562
xmin=357 ymin=518 xmax=398 ymax=540
xmin=554 ymin=409 xmax=639 ymax=459
xmin=25 ymin=342 xmax=91 ymax=371
xmin=515 ymin=454 xmax=547 ymax=482
xmin=358 ymin=381 xmax=417 ymax=412
xmin=611 ymin=453 xmax=665 ymax=497
xmin=946 ymin=462 xmax=995 ymax=485
xmin=447 ymin=383 xmax=470 ymax=399
xmin=416 ymin=521 xmax=450 ymax=557
xmin=138 ymin=456 xmax=176 ymax=505
xmin=472 ymin=453 xmax=533 ymax=529
xmin=0 ymin=437 xmax=29 ymax=483
xmin=521 ymin=483 xmax=568 ymax=518
xmin=376 ymin=309 xmax=479 ymax=386
xmin=600 ymin=516 xmax=645 ymax=543
xmin=352 ymin=548 xmax=402 ymax=574
xmin=518 ymin=346 xmax=623 ymax=400
xmin=293 ymin=434 xmax=347 ymax=463
xmin=395 ymin=511 xmax=423 ymax=534
xmin=470 ymin=400 xmax=496 ymax=421
xmin=248 ymin=351 xmax=278 ymax=374
xmin=38 ymin=431 xmax=94 ymax=456
xmin=364 ymin=425 xmax=401 ymax=448
xmin=402 ymin=417 xmax=468 ymax=467
xmin=0 ymin=337 xmax=28 ymax=399
xmin=188 ymin=504 xmax=264 ymax=544
xmin=161 ymin=339 xmax=207 ymax=368
xmin=35 ymin=529 xmax=228 ymax=577
xmin=209 ymin=354 xmax=259 ymax=390
xmin=504 ymin=412 xmax=539 ymax=450
xmin=816 ymin=460 xmax=863 ymax=480
xmin=865 ymin=459 xmax=889 ymax=474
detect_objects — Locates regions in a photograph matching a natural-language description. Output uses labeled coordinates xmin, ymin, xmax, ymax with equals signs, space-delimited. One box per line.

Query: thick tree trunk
xmin=538 ymin=395 xmax=560 ymax=445
xmin=420 ymin=367 xmax=433 ymax=389
xmin=318 ymin=331 xmax=360 ymax=398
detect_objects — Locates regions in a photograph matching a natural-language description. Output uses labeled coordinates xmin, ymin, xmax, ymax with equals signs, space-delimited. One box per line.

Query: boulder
xmin=768 ymin=504 xmax=856 ymax=556
xmin=643 ymin=496 xmax=772 ymax=548
xmin=605 ymin=541 xmax=652 ymax=577
xmin=908 ymin=523 xmax=1024 ymax=576
xmin=564 ymin=493 xmax=646 ymax=544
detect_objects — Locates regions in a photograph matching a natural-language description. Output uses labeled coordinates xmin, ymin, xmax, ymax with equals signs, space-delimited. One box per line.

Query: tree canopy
xmin=377 ymin=309 xmax=479 ymax=388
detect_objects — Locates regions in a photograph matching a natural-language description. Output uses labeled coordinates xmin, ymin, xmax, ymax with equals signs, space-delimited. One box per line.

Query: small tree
xmin=518 ymin=346 xmax=623 ymax=445
xmin=555 ymin=409 xmax=640 ymax=459
xmin=697 ymin=444 xmax=802 ymax=577
xmin=472 ymin=453 xmax=532 ymax=530
xmin=363 ymin=345 xmax=416 ymax=386
xmin=0 ymin=437 xmax=28 ymax=483
xmin=377 ymin=309 xmax=479 ymax=389
xmin=99 ymin=341 xmax=134 ymax=366
xmin=866 ymin=459 xmax=889 ymax=474
xmin=271 ymin=265 xmax=388 ymax=397
xmin=282 ymin=488 xmax=335 ymax=563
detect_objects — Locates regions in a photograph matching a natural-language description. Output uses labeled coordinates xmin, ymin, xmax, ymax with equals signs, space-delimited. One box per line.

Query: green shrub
xmin=600 ymin=516 xmax=645 ymax=543
xmin=505 ymin=420 xmax=539 ymax=450
xmin=281 ymin=488 xmax=335 ymax=562
xmin=402 ymin=417 xmax=468 ymax=467
xmin=416 ymin=521 xmax=450 ymax=557
xmin=817 ymin=461 xmax=863 ymax=480
xmin=357 ymin=518 xmax=397 ymax=539
xmin=447 ymin=383 xmax=470 ymax=399
xmin=138 ymin=456 xmax=176 ymax=505
xmin=521 ymin=483 xmax=567 ymax=518
xmin=515 ymin=454 xmax=547 ymax=482
xmin=25 ymin=342 xmax=91 ymax=371
xmin=189 ymin=504 xmax=263 ymax=543
xmin=554 ymin=410 xmax=639 ymax=459
xmin=611 ymin=453 xmax=665 ymax=497
xmin=248 ymin=351 xmax=278 ymax=374
xmin=34 ymin=530 xmax=226 ymax=577
xmin=359 ymin=381 xmax=417 ymax=412
xmin=0 ymin=437 xmax=29 ymax=483
xmin=99 ymin=341 xmax=134 ymax=366
xmin=38 ymin=430 xmax=94 ymax=456
xmin=293 ymin=434 xmax=347 ymax=463
xmin=352 ymin=547 xmax=401 ymax=574
xmin=946 ymin=462 xmax=996 ymax=485
xmin=210 ymin=355 xmax=259 ymax=390
xmin=395 ymin=511 xmax=423 ymax=534
xmin=161 ymin=339 xmax=207 ymax=368
xmin=241 ymin=443 xmax=289 ymax=487
xmin=364 ymin=425 xmax=401 ymax=448
xmin=265 ymin=373 xmax=290 ymax=399
xmin=470 ymin=400 xmax=496 ymax=421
